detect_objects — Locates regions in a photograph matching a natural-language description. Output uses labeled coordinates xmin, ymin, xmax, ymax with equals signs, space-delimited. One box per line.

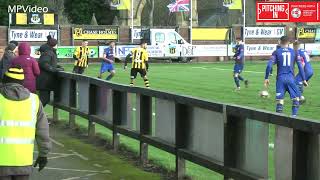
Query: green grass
xmin=47 ymin=61 xmax=320 ymax=179
xmin=40 ymin=125 xmax=160 ymax=180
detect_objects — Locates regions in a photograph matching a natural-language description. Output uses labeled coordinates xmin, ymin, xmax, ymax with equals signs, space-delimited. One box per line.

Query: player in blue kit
xmin=293 ymin=41 xmax=313 ymax=100
xmin=233 ymin=38 xmax=248 ymax=90
xmin=98 ymin=41 xmax=116 ymax=80
xmin=264 ymin=36 xmax=308 ymax=117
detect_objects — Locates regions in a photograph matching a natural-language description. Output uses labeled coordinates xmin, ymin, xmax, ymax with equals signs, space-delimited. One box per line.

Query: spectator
xmin=11 ymin=42 xmax=40 ymax=93
xmin=0 ymin=66 xmax=51 ymax=180
xmin=9 ymin=40 xmax=19 ymax=56
xmin=36 ymin=38 xmax=64 ymax=107
xmin=0 ymin=43 xmax=17 ymax=80
xmin=9 ymin=40 xmax=18 ymax=47
xmin=39 ymin=35 xmax=52 ymax=56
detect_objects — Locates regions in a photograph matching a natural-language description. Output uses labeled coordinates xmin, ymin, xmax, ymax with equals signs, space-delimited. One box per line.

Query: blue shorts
xmin=233 ymin=64 xmax=244 ymax=73
xmin=276 ymin=75 xmax=301 ymax=100
xmin=100 ymin=62 xmax=114 ymax=73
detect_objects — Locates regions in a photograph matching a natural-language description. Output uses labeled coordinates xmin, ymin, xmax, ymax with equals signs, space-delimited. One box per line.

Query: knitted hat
xmin=9 ymin=40 xmax=18 ymax=47
xmin=4 ymin=66 xmax=24 ymax=80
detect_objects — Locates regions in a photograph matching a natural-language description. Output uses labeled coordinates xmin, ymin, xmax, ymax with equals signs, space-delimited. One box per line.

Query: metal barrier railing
xmin=52 ymin=72 xmax=320 ymax=180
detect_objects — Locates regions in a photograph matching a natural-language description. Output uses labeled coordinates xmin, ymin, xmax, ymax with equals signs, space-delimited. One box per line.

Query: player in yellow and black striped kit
xmin=73 ymin=40 xmax=90 ymax=74
xmin=124 ymin=40 xmax=150 ymax=88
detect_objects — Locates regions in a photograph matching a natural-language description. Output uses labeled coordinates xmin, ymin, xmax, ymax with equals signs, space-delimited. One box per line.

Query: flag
xmin=167 ymin=0 xmax=190 ymax=13
xmin=223 ymin=0 xmax=242 ymax=10
xmin=110 ymin=0 xmax=131 ymax=10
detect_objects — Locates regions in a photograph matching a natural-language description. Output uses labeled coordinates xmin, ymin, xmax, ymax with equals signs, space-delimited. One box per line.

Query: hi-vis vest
xmin=0 ymin=93 xmax=39 ymax=166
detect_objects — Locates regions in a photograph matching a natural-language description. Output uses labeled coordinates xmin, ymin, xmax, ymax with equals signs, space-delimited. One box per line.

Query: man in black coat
xmin=0 ymin=43 xmax=17 ymax=80
xmin=36 ymin=38 xmax=64 ymax=107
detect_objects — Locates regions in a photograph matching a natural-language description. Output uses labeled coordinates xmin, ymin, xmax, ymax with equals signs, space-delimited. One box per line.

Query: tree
xmin=146 ymin=0 xmax=154 ymax=26
xmin=64 ymin=0 xmax=92 ymax=24
xmin=47 ymin=0 xmax=70 ymax=24
xmin=64 ymin=0 xmax=117 ymax=25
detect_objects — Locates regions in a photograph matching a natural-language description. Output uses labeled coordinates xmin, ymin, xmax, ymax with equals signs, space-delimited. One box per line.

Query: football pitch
xmin=66 ymin=61 xmax=320 ymax=120
xmin=51 ymin=61 xmax=320 ymax=179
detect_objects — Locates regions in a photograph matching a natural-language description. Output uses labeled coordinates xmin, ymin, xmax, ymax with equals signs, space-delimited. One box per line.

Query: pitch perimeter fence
xmin=51 ymin=71 xmax=320 ymax=180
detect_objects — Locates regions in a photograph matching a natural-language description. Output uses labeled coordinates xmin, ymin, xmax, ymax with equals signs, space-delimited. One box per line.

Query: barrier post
xmin=175 ymin=104 xmax=190 ymax=179
xmin=112 ymin=90 xmax=124 ymax=152
xmin=69 ymin=80 xmax=77 ymax=128
xmin=53 ymin=106 xmax=59 ymax=122
xmin=139 ymin=94 xmax=152 ymax=166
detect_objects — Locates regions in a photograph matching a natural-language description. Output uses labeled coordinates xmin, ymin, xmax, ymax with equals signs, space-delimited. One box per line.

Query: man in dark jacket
xmin=0 ymin=66 xmax=51 ymax=180
xmin=39 ymin=35 xmax=52 ymax=56
xmin=36 ymin=38 xmax=64 ymax=107
xmin=0 ymin=43 xmax=17 ymax=80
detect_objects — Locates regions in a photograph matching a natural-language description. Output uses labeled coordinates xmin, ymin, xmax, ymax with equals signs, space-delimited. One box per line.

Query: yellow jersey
xmin=131 ymin=47 xmax=148 ymax=69
xmin=74 ymin=46 xmax=90 ymax=67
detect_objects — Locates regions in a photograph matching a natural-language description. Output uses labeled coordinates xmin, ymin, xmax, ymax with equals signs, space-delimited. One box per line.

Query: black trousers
xmin=0 ymin=175 xmax=29 ymax=180
xmin=73 ymin=66 xmax=86 ymax=74
xmin=39 ymin=90 xmax=51 ymax=107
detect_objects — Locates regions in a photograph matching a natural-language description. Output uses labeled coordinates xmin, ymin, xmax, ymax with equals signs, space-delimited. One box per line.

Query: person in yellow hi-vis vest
xmin=72 ymin=40 xmax=90 ymax=74
xmin=0 ymin=66 xmax=51 ymax=180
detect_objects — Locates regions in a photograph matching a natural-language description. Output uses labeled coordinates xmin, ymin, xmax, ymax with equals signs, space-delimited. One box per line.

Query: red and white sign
xmin=257 ymin=2 xmax=320 ymax=22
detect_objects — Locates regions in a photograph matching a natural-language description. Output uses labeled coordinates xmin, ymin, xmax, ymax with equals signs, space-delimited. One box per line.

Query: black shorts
xmin=73 ymin=66 xmax=86 ymax=74
xmin=130 ymin=68 xmax=147 ymax=79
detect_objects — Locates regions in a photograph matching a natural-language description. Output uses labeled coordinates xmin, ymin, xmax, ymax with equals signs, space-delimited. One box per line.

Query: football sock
xmin=276 ymin=103 xmax=283 ymax=113
xmin=144 ymin=78 xmax=150 ymax=88
xmin=292 ymin=100 xmax=300 ymax=116
xmin=238 ymin=75 xmax=244 ymax=81
xmin=298 ymin=84 xmax=304 ymax=94
xmin=234 ymin=77 xmax=240 ymax=88
xmin=106 ymin=74 xmax=114 ymax=81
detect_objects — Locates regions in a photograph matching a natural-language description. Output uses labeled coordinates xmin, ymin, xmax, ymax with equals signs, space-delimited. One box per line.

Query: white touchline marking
xmin=191 ymin=67 xmax=265 ymax=74
xmin=69 ymin=150 xmax=89 ymax=161
xmin=93 ymin=164 xmax=103 ymax=168
xmin=50 ymin=138 xmax=65 ymax=147
xmin=191 ymin=67 xmax=208 ymax=69
xmin=210 ymin=67 xmax=265 ymax=74
xmin=34 ymin=151 xmax=74 ymax=156
xmin=48 ymin=155 xmax=73 ymax=160
xmin=61 ymin=170 xmax=111 ymax=180
xmin=269 ymin=143 xmax=274 ymax=149
xmin=61 ymin=173 xmax=99 ymax=180
xmin=44 ymin=167 xmax=111 ymax=173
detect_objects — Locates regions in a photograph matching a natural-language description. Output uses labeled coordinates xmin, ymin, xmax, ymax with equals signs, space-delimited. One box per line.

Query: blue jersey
xmin=103 ymin=47 xmax=115 ymax=63
xmin=297 ymin=49 xmax=313 ymax=72
xmin=265 ymin=47 xmax=305 ymax=80
xmin=295 ymin=49 xmax=313 ymax=83
xmin=234 ymin=44 xmax=244 ymax=64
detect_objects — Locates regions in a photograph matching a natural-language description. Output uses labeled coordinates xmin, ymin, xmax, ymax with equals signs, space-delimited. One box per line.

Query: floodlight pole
xmin=131 ymin=0 xmax=134 ymax=43
xmin=243 ymin=0 xmax=246 ymax=61
xmin=243 ymin=0 xmax=246 ymax=44
xmin=189 ymin=0 xmax=192 ymax=44
xmin=8 ymin=13 xmax=11 ymax=42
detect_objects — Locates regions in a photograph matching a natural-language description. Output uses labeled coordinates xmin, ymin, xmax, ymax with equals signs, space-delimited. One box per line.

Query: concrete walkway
xmin=30 ymin=125 xmax=160 ymax=180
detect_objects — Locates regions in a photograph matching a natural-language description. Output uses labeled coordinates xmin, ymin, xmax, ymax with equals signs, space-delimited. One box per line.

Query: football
xmin=300 ymin=96 xmax=306 ymax=104
xmin=260 ymin=90 xmax=270 ymax=98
